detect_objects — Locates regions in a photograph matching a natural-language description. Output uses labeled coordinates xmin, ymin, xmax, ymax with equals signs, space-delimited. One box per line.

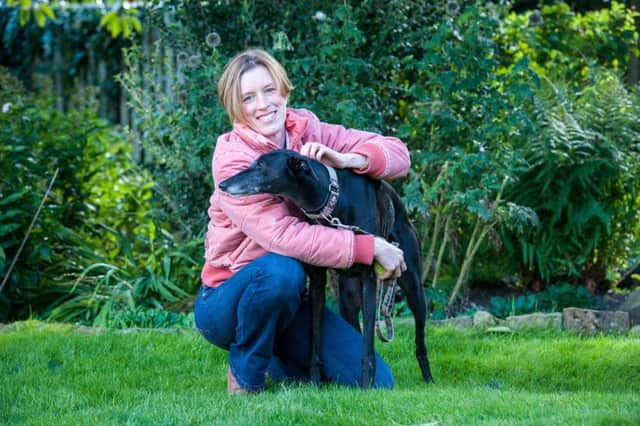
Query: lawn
xmin=1 ymin=321 xmax=639 ymax=425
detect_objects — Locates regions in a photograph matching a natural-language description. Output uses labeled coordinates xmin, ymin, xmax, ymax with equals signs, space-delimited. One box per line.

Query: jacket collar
xmin=232 ymin=109 xmax=309 ymax=153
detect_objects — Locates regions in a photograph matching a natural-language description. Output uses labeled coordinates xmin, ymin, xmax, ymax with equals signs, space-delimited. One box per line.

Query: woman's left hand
xmin=300 ymin=142 xmax=368 ymax=170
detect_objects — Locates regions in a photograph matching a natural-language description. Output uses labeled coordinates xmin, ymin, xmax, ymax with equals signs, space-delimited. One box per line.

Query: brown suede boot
xmin=227 ymin=367 xmax=247 ymax=395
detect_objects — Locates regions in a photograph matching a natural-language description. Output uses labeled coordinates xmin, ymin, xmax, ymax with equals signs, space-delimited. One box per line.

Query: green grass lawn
xmin=1 ymin=321 xmax=639 ymax=425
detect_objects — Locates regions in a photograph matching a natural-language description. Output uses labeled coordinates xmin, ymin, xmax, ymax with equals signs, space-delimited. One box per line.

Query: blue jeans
xmin=194 ymin=253 xmax=394 ymax=391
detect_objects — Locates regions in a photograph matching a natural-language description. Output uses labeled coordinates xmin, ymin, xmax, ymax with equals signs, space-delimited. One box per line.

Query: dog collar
xmin=301 ymin=164 xmax=339 ymax=220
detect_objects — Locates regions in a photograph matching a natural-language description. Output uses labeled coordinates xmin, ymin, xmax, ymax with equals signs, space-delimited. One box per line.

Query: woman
xmin=194 ymin=48 xmax=410 ymax=394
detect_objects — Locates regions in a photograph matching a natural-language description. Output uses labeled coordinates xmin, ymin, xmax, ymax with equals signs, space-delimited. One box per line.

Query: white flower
xmin=2 ymin=102 xmax=11 ymax=113
xmin=313 ymin=11 xmax=326 ymax=21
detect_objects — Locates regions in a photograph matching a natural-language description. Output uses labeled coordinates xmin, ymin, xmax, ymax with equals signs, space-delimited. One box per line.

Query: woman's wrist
xmin=346 ymin=153 xmax=368 ymax=170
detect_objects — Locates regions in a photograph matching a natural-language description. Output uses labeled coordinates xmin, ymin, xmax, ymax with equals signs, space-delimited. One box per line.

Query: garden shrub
xmin=397 ymin=2 xmax=540 ymax=302
xmin=488 ymin=282 xmax=594 ymax=318
xmin=501 ymin=68 xmax=640 ymax=288
xmin=499 ymin=1 xmax=639 ymax=84
xmin=0 ymin=68 xmax=200 ymax=323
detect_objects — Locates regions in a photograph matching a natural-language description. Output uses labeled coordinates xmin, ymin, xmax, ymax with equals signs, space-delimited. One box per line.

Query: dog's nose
xmin=218 ymin=180 xmax=229 ymax=190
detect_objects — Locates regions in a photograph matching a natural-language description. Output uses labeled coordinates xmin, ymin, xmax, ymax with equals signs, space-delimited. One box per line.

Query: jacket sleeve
xmin=299 ymin=109 xmax=411 ymax=180
xmin=214 ymin=150 xmax=374 ymax=268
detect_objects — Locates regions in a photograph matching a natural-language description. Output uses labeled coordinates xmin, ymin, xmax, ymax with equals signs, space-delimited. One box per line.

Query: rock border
xmin=428 ymin=307 xmax=638 ymax=335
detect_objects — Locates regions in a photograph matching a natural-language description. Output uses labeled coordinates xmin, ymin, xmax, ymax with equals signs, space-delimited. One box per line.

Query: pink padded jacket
xmin=201 ymin=108 xmax=410 ymax=287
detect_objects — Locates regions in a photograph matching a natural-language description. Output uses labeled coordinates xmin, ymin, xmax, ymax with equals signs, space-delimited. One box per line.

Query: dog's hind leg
xmin=338 ymin=274 xmax=362 ymax=333
xmin=307 ymin=267 xmax=326 ymax=385
xmin=398 ymin=269 xmax=434 ymax=383
xmin=360 ymin=274 xmax=377 ymax=388
xmin=393 ymin=212 xmax=434 ymax=383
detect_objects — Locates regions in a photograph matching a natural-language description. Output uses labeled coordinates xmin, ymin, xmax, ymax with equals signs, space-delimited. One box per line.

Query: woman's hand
xmin=300 ymin=142 xmax=368 ymax=170
xmin=373 ymin=237 xmax=406 ymax=280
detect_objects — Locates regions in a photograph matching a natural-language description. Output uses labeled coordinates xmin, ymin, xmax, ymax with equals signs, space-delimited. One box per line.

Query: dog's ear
xmin=287 ymin=156 xmax=311 ymax=175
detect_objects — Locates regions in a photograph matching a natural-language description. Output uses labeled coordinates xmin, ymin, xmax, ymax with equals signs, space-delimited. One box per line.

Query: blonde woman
xmin=194 ymin=48 xmax=409 ymax=394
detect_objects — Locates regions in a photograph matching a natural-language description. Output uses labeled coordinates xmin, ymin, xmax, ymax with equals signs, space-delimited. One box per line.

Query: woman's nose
xmin=255 ymin=93 xmax=268 ymax=109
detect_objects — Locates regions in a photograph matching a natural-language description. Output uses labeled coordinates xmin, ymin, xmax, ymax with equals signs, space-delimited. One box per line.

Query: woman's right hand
xmin=373 ymin=237 xmax=406 ymax=280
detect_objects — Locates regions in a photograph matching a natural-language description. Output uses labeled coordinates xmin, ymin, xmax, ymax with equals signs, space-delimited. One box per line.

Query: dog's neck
xmin=301 ymin=162 xmax=340 ymax=219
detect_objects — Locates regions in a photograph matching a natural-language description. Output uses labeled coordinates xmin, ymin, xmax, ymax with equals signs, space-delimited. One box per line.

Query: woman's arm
xmin=296 ymin=109 xmax=411 ymax=180
xmin=214 ymin=150 xmax=374 ymax=269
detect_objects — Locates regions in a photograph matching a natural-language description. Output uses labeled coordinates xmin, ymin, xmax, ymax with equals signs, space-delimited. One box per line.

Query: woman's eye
xmin=265 ymin=87 xmax=276 ymax=93
xmin=242 ymin=95 xmax=253 ymax=103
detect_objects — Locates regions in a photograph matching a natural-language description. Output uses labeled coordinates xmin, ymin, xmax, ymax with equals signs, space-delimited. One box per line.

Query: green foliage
xmin=0 ymin=70 xmax=103 ymax=319
xmin=5 ymin=0 xmax=141 ymax=37
xmin=118 ymin=36 xmax=226 ymax=237
xmin=0 ymin=67 xmax=199 ymax=323
xmin=489 ymin=282 xmax=594 ymax=318
xmin=41 ymin=226 xmax=200 ymax=327
xmin=502 ymin=69 xmax=640 ymax=284
xmin=500 ymin=1 xmax=639 ymax=83
xmin=102 ymin=306 xmax=193 ymax=329
xmin=0 ymin=3 xmax=130 ymax=121
xmin=489 ymin=294 xmax=537 ymax=318
xmin=397 ymin=2 xmax=539 ymax=301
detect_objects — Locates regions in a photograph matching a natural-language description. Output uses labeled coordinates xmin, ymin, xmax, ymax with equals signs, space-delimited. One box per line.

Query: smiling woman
xmin=239 ymin=66 xmax=288 ymax=147
xmin=194 ymin=48 xmax=412 ymax=394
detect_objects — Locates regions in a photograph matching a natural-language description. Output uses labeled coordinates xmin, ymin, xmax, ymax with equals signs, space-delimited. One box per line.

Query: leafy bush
xmin=118 ymin=39 xmax=226 ymax=238
xmin=397 ymin=2 xmax=539 ymax=304
xmin=105 ymin=306 xmax=194 ymax=329
xmin=0 ymin=68 xmax=200 ymax=323
xmin=0 ymin=70 xmax=106 ymax=320
xmin=502 ymin=68 xmax=640 ymax=286
xmin=489 ymin=282 xmax=594 ymax=318
xmin=500 ymin=1 xmax=639 ymax=83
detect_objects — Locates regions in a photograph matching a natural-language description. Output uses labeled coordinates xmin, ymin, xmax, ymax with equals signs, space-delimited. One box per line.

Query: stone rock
xmin=74 ymin=325 xmax=105 ymax=334
xmin=619 ymin=289 xmax=640 ymax=326
xmin=630 ymin=325 xmax=640 ymax=337
xmin=563 ymin=307 xmax=630 ymax=334
xmin=0 ymin=323 xmax=18 ymax=332
xmin=506 ymin=313 xmax=562 ymax=330
xmin=473 ymin=310 xmax=497 ymax=327
xmin=429 ymin=316 xmax=473 ymax=329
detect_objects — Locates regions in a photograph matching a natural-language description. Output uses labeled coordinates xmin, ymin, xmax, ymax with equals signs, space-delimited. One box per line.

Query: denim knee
xmin=258 ymin=254 xmax=306 ymax=305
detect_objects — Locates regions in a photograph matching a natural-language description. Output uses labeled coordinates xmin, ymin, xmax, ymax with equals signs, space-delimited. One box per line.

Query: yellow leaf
xmin=99 ymin=11 xmax=117 ymax=28
xmin=122 ymin=18 xmax=131 ymax=39
xmin=131 ymin=16 xmax=142 ymax=33
xmin=110 ymin=19 xmax=122 ymax=38
xmin=19 ymin=8 xmax=30 ymax=26
xmin=35 ymin=9 xmax=45 ymax=28
xmin=40 ymin=4 xmax=55 ymax=20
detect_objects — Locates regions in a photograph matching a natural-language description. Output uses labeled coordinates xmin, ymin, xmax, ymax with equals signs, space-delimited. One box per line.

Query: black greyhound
xmin=219 ymin=149 xmax=433 ymax=387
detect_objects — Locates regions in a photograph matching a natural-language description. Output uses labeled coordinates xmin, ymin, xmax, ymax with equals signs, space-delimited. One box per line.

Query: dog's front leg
xmin=307 ymin=268 xmax=325 ymax=385
xmin=360 ymin=274 xmax=377 ymax=388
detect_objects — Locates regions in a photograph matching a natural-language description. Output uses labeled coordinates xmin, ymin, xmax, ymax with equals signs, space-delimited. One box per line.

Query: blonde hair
xmin=218 ymin=48 xmax=292 ymax=123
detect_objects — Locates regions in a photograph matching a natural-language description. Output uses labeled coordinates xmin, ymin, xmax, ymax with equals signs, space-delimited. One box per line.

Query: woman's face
xmin=239 ymin=65 xmax=287 ymax=145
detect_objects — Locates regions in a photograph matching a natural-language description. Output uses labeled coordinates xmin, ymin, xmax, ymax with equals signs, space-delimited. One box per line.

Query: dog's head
xmin=218 ymin=149 xmax=319 ymax=199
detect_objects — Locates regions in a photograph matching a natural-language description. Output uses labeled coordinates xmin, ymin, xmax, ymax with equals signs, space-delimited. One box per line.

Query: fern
xmin=504 ymin=68 xmax=640 ymax=284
